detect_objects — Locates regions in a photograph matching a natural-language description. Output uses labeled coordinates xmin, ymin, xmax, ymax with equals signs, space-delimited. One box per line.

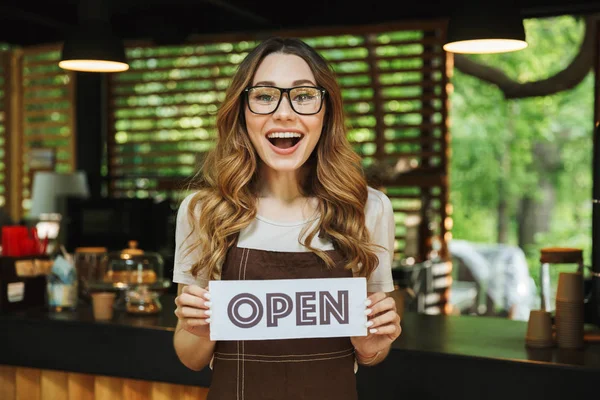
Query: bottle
xmin=47 ymin=253 xmax=78 ymax=312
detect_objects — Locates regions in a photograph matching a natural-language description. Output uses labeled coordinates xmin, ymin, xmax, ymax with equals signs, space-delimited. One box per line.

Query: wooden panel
xmin=40 ymin=370 xmax=68 ymax=400
xmin=0 ymin=366 xmax=208 ymax=400
xmin=6 ymin=49 xmax=23 ymax=222
xmin=0 ymin=51 xmax=8 ymax=214
xmin=16 ymin=367 xmax=41 ymax=400
xmin=95 ymin=375 xmax=123 ymax=400
xmin=123 ymin=378 xmax=152 ymax=400
xmin=182 ymin=385 xmax=210 ymax=400
xmin=0 ymin=365 xmax=16 ymax=400
xmin=67 ymin=372 xmax=95 ymax=400
xmin=150 ymin=381 xmax=184 ymax=400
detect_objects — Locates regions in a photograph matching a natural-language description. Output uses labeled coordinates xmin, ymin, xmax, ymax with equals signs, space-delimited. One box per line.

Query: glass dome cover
xmin=88 ymin=240 xmax=170 ymax=291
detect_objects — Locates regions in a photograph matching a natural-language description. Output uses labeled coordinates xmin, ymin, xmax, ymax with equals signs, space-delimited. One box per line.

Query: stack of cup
xmin=555 ymin=272 xmax=584 ymax=349
xmin=525 ymin=309 xmax=554 ymax=348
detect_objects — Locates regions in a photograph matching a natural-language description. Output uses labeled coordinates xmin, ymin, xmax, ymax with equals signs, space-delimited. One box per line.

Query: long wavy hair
xmin=184 ymin=37 xmax=382 ymax=281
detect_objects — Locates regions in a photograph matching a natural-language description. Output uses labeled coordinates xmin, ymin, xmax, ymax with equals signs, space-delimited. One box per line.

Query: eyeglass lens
xmin=247 ymin=87 xmax=323 ymax=115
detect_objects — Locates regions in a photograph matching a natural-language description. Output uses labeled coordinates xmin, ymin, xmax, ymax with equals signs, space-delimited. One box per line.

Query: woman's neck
xmin=257 ymin=165 xmax=308 ymax=202
xmin=255 ymin=165 xmax=317 ymax=222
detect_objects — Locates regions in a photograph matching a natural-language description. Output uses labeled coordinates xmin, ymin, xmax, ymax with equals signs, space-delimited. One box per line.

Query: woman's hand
xmin=351 ymin=292 xmax=401 ymax=363
xmin=174 ymin=284 xmax=212 ymax=339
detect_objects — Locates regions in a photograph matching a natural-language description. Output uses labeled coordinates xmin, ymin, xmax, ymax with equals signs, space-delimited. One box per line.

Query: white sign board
xmin=209 ymin=277 xmax=368 ymax=341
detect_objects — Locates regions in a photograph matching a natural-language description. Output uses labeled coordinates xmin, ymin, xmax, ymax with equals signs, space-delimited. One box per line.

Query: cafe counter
xmin=1 ymin=294 xmax=598 ymax=400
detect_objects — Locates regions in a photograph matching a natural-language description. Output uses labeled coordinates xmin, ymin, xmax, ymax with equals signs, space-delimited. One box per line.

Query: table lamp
xmin=29 ymin=171 xmax=90 ymax=251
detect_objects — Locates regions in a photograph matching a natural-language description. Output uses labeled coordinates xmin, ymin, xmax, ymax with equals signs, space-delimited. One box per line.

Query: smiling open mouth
xmin=266 ymin=132 xmax=304 ymax=149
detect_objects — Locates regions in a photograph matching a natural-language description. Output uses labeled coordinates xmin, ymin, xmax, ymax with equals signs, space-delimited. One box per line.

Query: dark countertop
xmin=1 ymin=294 xmax=598 ymax=399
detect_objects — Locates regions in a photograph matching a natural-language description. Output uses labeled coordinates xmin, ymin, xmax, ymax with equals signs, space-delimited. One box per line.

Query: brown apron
xmin=207 ymin=241 xmax=358 ymax=400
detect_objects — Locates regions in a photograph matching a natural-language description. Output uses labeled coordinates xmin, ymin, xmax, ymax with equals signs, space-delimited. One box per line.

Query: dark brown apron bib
xmin=207 ymin=242 xmax=358 ymax=400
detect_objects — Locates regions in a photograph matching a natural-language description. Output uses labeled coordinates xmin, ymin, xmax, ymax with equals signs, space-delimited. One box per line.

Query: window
xmin=21 ymin=46 xmax=76 ymax=213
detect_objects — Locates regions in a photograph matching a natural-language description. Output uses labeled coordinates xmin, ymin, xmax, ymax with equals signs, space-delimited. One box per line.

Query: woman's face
xmin=245 ymin=53 xmax=325 ymax=173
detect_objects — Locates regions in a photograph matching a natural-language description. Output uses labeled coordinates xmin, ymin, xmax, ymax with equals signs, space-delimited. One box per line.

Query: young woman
xmin=173 ymin=37 xmax=401 ymax=399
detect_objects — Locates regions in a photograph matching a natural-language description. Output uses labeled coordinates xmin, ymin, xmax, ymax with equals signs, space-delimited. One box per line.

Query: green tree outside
xmin=449 ymin=15 xmax=594 ymax=290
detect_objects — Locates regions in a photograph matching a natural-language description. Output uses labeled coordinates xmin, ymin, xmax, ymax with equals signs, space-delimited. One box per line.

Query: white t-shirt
xmin=173 ymin=186 xmax=395 ymax=293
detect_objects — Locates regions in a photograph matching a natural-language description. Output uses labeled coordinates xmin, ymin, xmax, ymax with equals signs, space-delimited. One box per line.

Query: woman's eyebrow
xmin=253 ymin=79 xmax=317 ymax=86
xmin=292 ymin=79 xmax=316 ymax=86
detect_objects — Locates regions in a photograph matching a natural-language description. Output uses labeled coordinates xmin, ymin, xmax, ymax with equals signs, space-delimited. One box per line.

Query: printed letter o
xmin=227 ymin=293 xmax=263 ymax=328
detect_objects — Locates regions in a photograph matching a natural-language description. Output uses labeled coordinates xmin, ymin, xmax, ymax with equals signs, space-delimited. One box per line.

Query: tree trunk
xmin=518 ymin=179 xmax=556 ymax=248
xmin=497 ymin=185 xmax=509 ymax=244
xmin=517 ymin=139 xmax=562 ymax=248
xmin=497 ymin=102 xmax=514 ymax=244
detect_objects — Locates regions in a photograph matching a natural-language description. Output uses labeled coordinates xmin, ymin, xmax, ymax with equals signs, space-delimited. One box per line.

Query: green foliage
xmin=449 ymin=15 xmax=594 ymax=288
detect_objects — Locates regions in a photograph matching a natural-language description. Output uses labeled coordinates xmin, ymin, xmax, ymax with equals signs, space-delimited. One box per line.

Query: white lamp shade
xmin=30 ymin=171 xmax=90 ymax=217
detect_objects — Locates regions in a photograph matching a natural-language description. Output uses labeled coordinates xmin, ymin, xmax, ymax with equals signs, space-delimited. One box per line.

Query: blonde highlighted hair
xmin=184 ymin=37 xmax=381 ymax=281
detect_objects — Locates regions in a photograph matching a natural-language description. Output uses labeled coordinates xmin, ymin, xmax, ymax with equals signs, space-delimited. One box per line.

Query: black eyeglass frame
xmin=243 ymin=85 xmax=327 ymax=116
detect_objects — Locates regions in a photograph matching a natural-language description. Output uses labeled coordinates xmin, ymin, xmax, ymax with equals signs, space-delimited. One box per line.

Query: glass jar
xmin=74 ymin=247 xmax=107 ymax=304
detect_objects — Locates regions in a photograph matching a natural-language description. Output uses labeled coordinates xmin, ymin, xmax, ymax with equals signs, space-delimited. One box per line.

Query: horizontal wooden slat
xmin=375 ymin=65 xmax=443 ymax=74
xmin=119 ymin=62 xmax=239 ymax=75
xmin=22 ymin=109 xmax=68 ymax=118
xmin=110 ymin=73 xmax=225 ymax=85
xmin=109 ymin=161 xmax=196 ymax=169
xmin=112 ymin=128 xmax=215 ymax=136
xmin=385 ymin=122 xmax=443 ymax=130
xmin=22 ymin=71 xmax=68 ymax=80
xmin=111 ymin=86 xmax=221 ymax=97
xmin=126 ymin=48 xmax=253 ymax=61
xmin=112 ymin=101 xmax=221 ymax=110
xmin=327 ymin=53 xmax=441 ymax=65
xmin=23 ymin=133 xmax=71 ymax=141
xmin=111 ymin=109 xmax=217 ymax=119
xmin=370 ymin=37 xmax=443 ymax=47
xmin=111 ymin=89 xmax=224 ymax=99
xmin=23 ymin=59 xmax=61 ymax=68
xmin=345 ymin=81 xmax=442 ymax=90
xmin=343 ymin=93 xmax=441 ymax=105
xmin=24 ymin=84 xmax=69 ymax=93
xmin=24 ymin=120 xmax=69 ymax=129
xmin=112 ymin=138 xmax=215 ymax=146
xmin=112 ymin=150 xmax=201 ymax=158
xmin=24 ymin=96 xmax=71 ymax=105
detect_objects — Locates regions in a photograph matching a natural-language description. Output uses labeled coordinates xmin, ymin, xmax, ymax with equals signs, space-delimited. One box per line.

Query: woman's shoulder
xmin=365 ymin=186 xmax=393 ymax=218
xmin=177 ymin=190 xmax=204 ymax=219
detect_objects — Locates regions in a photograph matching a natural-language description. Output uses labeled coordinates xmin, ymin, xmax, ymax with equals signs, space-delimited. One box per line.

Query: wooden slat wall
xmin=0 ymin=365 xmax=208 ymax=400
xmin=107 ymin=23 xmax=449 ymax=262
xmin=0 ymin=51 xmax=7 ymax=212
xmin=20 ymin=46 xmax=76 ymax=214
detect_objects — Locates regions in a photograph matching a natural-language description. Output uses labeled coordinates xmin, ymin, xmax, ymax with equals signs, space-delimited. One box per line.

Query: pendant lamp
xmin=59 ymin=0 xmax=129 ymax=72
xmin=443 ymin=3 xmax=528 ymax=54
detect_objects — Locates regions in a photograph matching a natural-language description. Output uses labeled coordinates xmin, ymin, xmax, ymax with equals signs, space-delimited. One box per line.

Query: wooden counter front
xmin=1 ymin=294 xmax=599 ymax=400
xmin=0 ymin=366 xmax=208 ymax=400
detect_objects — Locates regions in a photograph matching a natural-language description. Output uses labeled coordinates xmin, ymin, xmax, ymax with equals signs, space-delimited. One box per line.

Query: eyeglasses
xmin=244 ymin=85 xmax=327 ymax=115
